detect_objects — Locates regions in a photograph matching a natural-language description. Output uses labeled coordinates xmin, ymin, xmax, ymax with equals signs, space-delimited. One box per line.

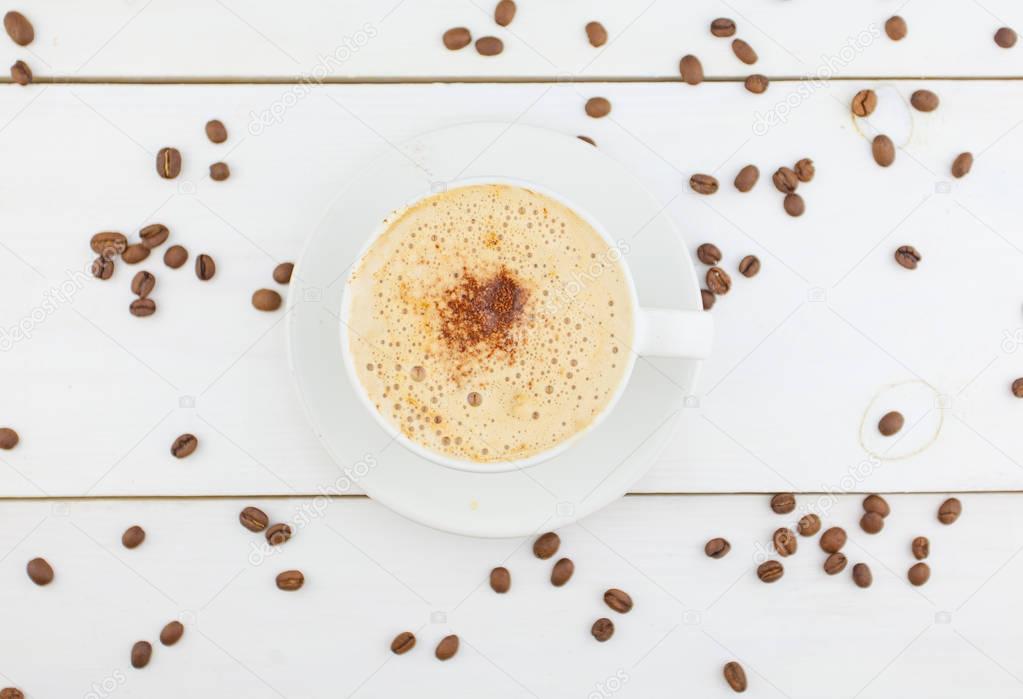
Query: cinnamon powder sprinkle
xmin=439 ymin=267 xmax=528 ymax=357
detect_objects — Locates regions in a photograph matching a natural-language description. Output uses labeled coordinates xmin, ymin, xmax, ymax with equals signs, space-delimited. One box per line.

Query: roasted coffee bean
xmin=744 ymin=74 xmax=768 ymax=94
xmin=195 ymin=253 xmax=216 ymax=280
xmin=391 ymin=631 xmax=416 ymax=655
xmin=739 ymin=255 xmax=760 ymax=278
xmin=171 ymin=433 xmax=197 ymax=458
xmin=467 ymin=391 xmax=482 ymax=407
xmin=276 ymin=569 xmax=304 ymax=591
xmin=240 ymin=506 xmax=269 ymax=532
xmin=266 ymin=523 xmax=292 ymax=545
xmin=0 ymin=428 xmax=19 ymax=449
xmin=938 ymin=497 xmax=961 ymax=524
xmin=770 ymin=493 xmax=796 ymax=514
xmin=1013 ymin=378 xmax=1023 ymax=398
xmin=824 ymin=552 xmax=847 ymax=575
xmin=131 ymin=640 xmax=152 ymax=669
xmin=772 ymin=167 xmax=799 ymax=194
xmin=10 ymin=60 xmax=31 ymax=85
xmin=783 ymin=193 xmax=805 ymax=217
xmin=210 ymin=162 xmax=230 ymax=181
xmin=797 ymin=513 xmax=821 ymax=536
xmin=139 ymin=223 xmax=169 ymax=248
xmin=577 ymin=135 xmax=596 ymax=146
xmin=723 ymin=661 xmax=747 ymax=692
xmin=92 ymin=256 xmax=115 ymax=280
xmin=910 ymin=89 xmax=939 ymax=112
xmin=851 ymin=89 xmax=877 ymax=117
xmin=533 ymin=531 xmax=560 ymax=559
xmin=494 ymin=0 xmax=516 ymax=27
xmin=689 ymin=174 xmax=718 ymax=194
xmin=91 ymin=231 xmax=128 ymax=257
xmin=585 ymin=21 xmax=607 ymax=47
xmin=4 ymin=11 xmax=33 ymax=45
xmin=678 ymin=54 xmax=704 ymax=85
xmin=863 ymin=494 xmax=890 ymax=517
xmin=710 ymin=18 xmax=736 ymax=37
xmin=734 ymin=164 xmax=759 ymax=192
xmin=122 ymin=244 xmax=150 ymax=264
xmin=205 ymin=119 xmax=227 ymax=144
xmin=757 ymin=560 xmax=783 ymax=583
xmin=852 ymin=563 xmax=873 ymax=588
xmin=895 ymin=245 xmax=921 ymax=269
xmin=704 ymin=537 xmax=730 ymax=558
xmin=773 ymin=528 xmax=797 ymax=557
xmin=908 ymin=562 xmax=930 ymax=586
xmin=951 ymin=152 xmax=973 ymax=178
xmin=164 ymin=245 xmax=188 ymax=269
xmin=872 ymin=135 xmax=895 ymax=167
xmin=731 ymin=38 xmax=757 ymax=64
xmin=878 ymin=411 xmax=904 ymax=436
xmin=701 ymin=289 xmax=715 ymax=311
xmin=0 ymin=688 xmax=24 ymax=699
xmin=860 ymin=512 xmax=884 ymax=534
xmin=551 ymin=557 xmax=574 ymax=586
xmin=26 ymin=557 xmax=53 ymax=585
xmin=130 ymin=298 xmax=156 ymax=317
xmin=475 ymin=36 xmax=503 ymax=56
xmin=995 ymin=27 xmax=1017 ymax=48
xmin=273 ymin=262 xmax=294 ymax=284
xmin=443 ymin=27 xmax=471 ymax=50
xmin=122 ymin=525 xmax=146 ymax=549
xmin=156 ymin=147 xmax=182 ymax=179
xmin=435 ymin=634 xmax=459 ymax=660
xmin=706 ymin=267 xmax=731 ymax=295
xmin=604 ymin=588 xmax=633 ymax=613
xmin=131 ymin=271 xmax=156 ymax=298
xmin=252 ymin=289 xmax=282 ymax=311
xmin=585 ymin=97 xmax=611 ymax=118
xmin=697 ymin=243 xmax=722 ymax=265
xmin=912 ymin=536 xmax=929 ymax=560
xmin=160 ymin=620 xmax=184 ymax=646
xmin=820 ymin=527 xmax=847 ymax=553
xmin=591 ymin=618 xmax=614 ymax=642
xmin=885 ymin=15 xmax=907 ymax=40
xmin=794 ymin=158 xmax=815 ymax=182
xmin=489 ymin=566 xmax=511 ymax=593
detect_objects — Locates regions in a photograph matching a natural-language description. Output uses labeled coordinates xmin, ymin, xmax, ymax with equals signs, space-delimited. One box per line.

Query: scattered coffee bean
xmin=885 ymin=16 xmax=907 ymax=40
xmin=738 ymin=255 xmax=760 ymax=278
xmin=912 ymin=536 xmax=929 ymax=560
xmin=443 ymin=27 xmax=471 ymax=50
xmin=851 ymin=89 xmax=877 ymax=117
xmin=794 ymin=158 xmax=815 ymax=182
xmin=705 ymin=537 xmax=730 ymax=558
xmin=1013 ymin=378 xmax=1023 ymax=398
xmin=91 ymin=231 xmax=128 ymax=257
xmin=160 ymin=620 xmax=184 ymax=646
xmin=863 ymin=494 xmax=890 ymax=517
xmin=783 ymin=193 xmax=805 ymax=217
xmin=820 ymin=527 xmax=847 ymax=553
xmin=122 ymin=244 xmax=150 ymax=264
xmin=252 ymin=289 xmax=282 ymax=311
xmin=156 ymin=147 xmax=182 ymax=179
xmin=0 ymin=688 xmax=24 ymax=699
xmin=995 ymin=27 xmax=1017 ymax=48
xmin=489 ymin=566 xmax=511 ymax=593
xmin=195 ymin=254 xmax=216 ymax=280
xmin=697 ymin=243 xmax=722 ymax=265
xmin=910 ymin=89 xmax=939 ymax=112
xmin=797 ymin=513 xmax=821 ymax=536
xmin=435 ymin=634 xmax=459 ymax=660
xmin=92 ymin=256 xmax=114 ymax=280
xmin=276 ymin=569 xmax=304 ymax=591
xmin=164 ymin=245 xmax=188 ymax=269
xmin=171 ymin=433 xmax=197 ymax=458
xmin=273 ymin=262 xmax=294 ymax=284
xmin=475 ymin=36 xmax=503 ymax=56
xmin=551 ymin=557 xmax=574 ymax=586
xmin=533 ymin=531 xmax=560 ymax=559
xmin=131 ymin=271 xmax=156 ymax=298
xmin=131 ymin=641 xmax=152 ymax=669
xmin=604 ymin=588 xmax=633 ymax=613
xmin=852 ymin=563 xmax=873 ymax=588
xmin=701 ymin=289 xmax=715 ymax=311
xmin=4 ymin=11 xmax=33 ymax=45
xmin=710 ymin=18 xmax=736 ymax=38
xmin=0 ymin=428 xmax=18 ymax=449
xmin=744 ymin=74 xmax=768 ymax=94
xmin=878 ymin=411 xmax=904 ymax=436
xmin=239 ymin=506 xmax=269 ymax=532
xmin=773 ymin=528 xmax=797 ymax=557
xmin=210 ymin=162 xmax=230 ymax=181
xmin=895 ymin=245 xmax=921 ymax=270
xmin=731 ymin=38 xmax=757 ymax=64
xmin=872 ymin=135 xmax=895 ymax=167
xmin=707 ymin=267 xmax=731 ymax=295
xmin=723 ymin=661 xmax=747 ymax=692
xmin=266 ymin=523 xmax=292 ymax=545
xmin=757 ymin=560 xmax=783 ymax=583
xmin=10 ymin=60 xmax=31 ymax=85
xmin=689 ymin=174 xmax=718 ymax=194
xmin=908 ymin=562 xmax=930 ymax=586
xmin=577 ymin=135 xmax=596 ymax=146
xmin=122 ymin=525 xmax=146 ymax=549
xmin=860 ymin=512 xmax=884 ymax=534
xmin=938 ymin=497 xmax=961 ymax=524
xmin=26 ymin=557 xmax=53 ymax=585
xmin=824 ymin=552 xmax=847 ymax=575
xmin=678 ymin=54 xmax=704 ymax=85
xmin=494 ymin=0 xmax=515 ymax=27
xmin=139 ymin=223 xmax=169 ymax=248
xmin=130 ymin=298 xmax=156 ymax=317
xmin=772 ymin=167 xmax=799 ymax=194
xmin=591 ymin=618 xmax=614 ymax=642
xmin=585 ymin=97 xmax=611 ymax=118
xmin=951 ymin=152 xmax=973 ymax=178
xmin=205 ymin=119 xmax=227 ymax=144
xmin=391 ymin=631 xmax=416 ymax=655
xmin=770 ymin=493 xmax=796 ymax=514
xmin=585 ymin=21 xmax=607 ymax=47
xmin=734 ymin=164 xmax=759 ymax=192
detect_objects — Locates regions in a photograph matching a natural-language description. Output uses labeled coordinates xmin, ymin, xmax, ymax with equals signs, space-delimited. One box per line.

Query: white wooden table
xmin=2 ymin=2 xmax=1023 ymax=697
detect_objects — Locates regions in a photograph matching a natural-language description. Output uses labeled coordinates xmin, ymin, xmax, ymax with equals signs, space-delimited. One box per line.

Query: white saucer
xmin=288 ymin=123 xmax=702 ymax=537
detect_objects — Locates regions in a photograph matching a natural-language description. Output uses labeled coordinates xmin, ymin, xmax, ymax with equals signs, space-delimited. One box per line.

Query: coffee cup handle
xmin=635 ymin=307 xmax=714 ymax=358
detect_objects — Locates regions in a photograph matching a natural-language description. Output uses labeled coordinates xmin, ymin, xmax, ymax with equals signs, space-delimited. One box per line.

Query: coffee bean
xmin=731 ymin=38 xmax=757 ymax=64
xmin=772 ymin=167 xmax=799 ymax=194
xmin=770 ymin=493 xmax=796 ymax=514
xmin=701 ymin=290 xmax=715 ymax=311
xmin=783 ymin=193 xmax=805 ymax=217
xmin=0 ymin=428 xmax=19 ymax=449
xmin=490 ymin=566 xmax=511 ymax=593
xmin=122 ymin=525 xmax=146 ymax=549
xmin=435 ymin=634 xmax=459 ymax=660
xmin=710 ymin=18 xmax=736 ymax=37
xmin=123 ymin=244 xmax=151 ymax=265
xmin=908 ymin=562 xmax=930 ymax=586
xmin=872 ymin=135 xmax=895 ymax=167
xmin=391 ymin=631 xmax=416 ymax=655
xmin=757 ymin=560 xmax=783 ymax=583
xmin=551 ymin=557 xmax=574 ymax=586
xmin=878 ymin=410 xmax=904 ymax=436
xmin=171 ymin=433 xmax=197 ymax=458
xmin=851 ymin=89 xmax=878 ymax=117
xmin=164 ymin=245 xmax=188 ymax=269
xmin=585 ymin=97 xmax=611 ymax=118
xmin=91 ymin=231 xmax=128 ymax=257
xmin=706 ymin=267 xmax=731 ymax=295
xmin=139 ymin=223 xmax=169 ymax=248
xmin=1013 ymin=378 xmax=1023 ymax=398
xmin=585 ymin=21 xmax=607 ymax=47
xmin=131 ymin=640 xmax=152 ymax=669
xmin=210 ymin=162 xmax=230 ymax=181
xmin=863 ymin=495 xmax=890 ymax=518
xmin=160 ymin=620 xmax=184 ymax=646
xmin=240 ymin=506 xmax=269 ymax=532
xmin=4 ymin=11 xmax=33 ymax=45
xmin=794 ymin=158 xmax=815 ymax=182
xmin=92 ymin=256 xmax=115 ymax=280
xmin=739 ymin=255 xmax=760 ymax=278
xmin=912 ymin=536 xmax=929 ymax=560
xmin=995 ymin=27 xmax=1017 ymax=48
xmin=156 ymin=147 xmax=182 ymax=179
xmin=131 ymin=271 xmax=156 ymax=298
xmin=938 ymin=497 xmax=961 ymax=524
xmin=443 ymin=27 xmax=471 ymax=50
xmin=885 ymin=15 xmax=907 ymax=40
xmin=820 ymin=527 xmax=847 ymax=553
xmin=273 ymin=262 xmax=294 ymax=284
xmin=266 ymin=523 xmax=292 ymax=545
xmin=773 ymin=528 xmax=797 ymax=557
xmin=533 ymin=531 xmax=560 ymax=559
xmin=195 ymin=254 xmax=216 ymax=280
xmin=734 ymin=164 xmax=759 ymax=192
xmin=824 ymin=552 xmax=847 ymax=575
xmin=895 ymin=245 xmax=921 ymax=269
xmin=744 ymin=74 xmax=768 ymax=94
xmin=252 ymin=289 xmax=282 ymax=311
xmin=697 ymin=243 xmax=722 ymax=265
xmin=494 ymin=0 xmax=516 ymax=27
xmin=704 ymin=537 xmax=730 ymax=558
xmin=467 ymin=391 xmax=482 ymax=407
xmin=410 ymin=366 xmax=426 ymax=382
xmin=276 ymin=569 xmax=304 ymax=591
xmin=678 ymin=54 xmax=704 ymax=85
xmin=475 ymin=36 xmax=503 ymax=56
xmin=26 ymin=557 xmax=53 ymax=585
xmin=797 ymin=513 xmax=821 ymax=537
xmin=910 ymin=89 xmax=939 ymax=112
xmin=0 ymin=688 xmax=24 ymax=699
xmin=852 ymin=563 xmax=873 ymax=588
xmin=689 ymin=174 xmax=718 ymax=195
xmin=604 ymin=588 xmax=633 ymax=613
xmin=205 ymin=119 xmax=228 ymax=144
xmin=577 ymin=135 xmax=596 ymax=146
xmin=10 ymin=60 xmax=31 ymax=85
xmin=130 ymin=298 xmax=156 ymax=317
xmin=723 ymin=661 xmax=747 ymax=692
xmin=951 ymin=152 xmax=973 ymax=178
xmin=860 ymin=512 xmax=884 ymax=534
xmin=591 ymin=618 xmax=614 ymax=642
